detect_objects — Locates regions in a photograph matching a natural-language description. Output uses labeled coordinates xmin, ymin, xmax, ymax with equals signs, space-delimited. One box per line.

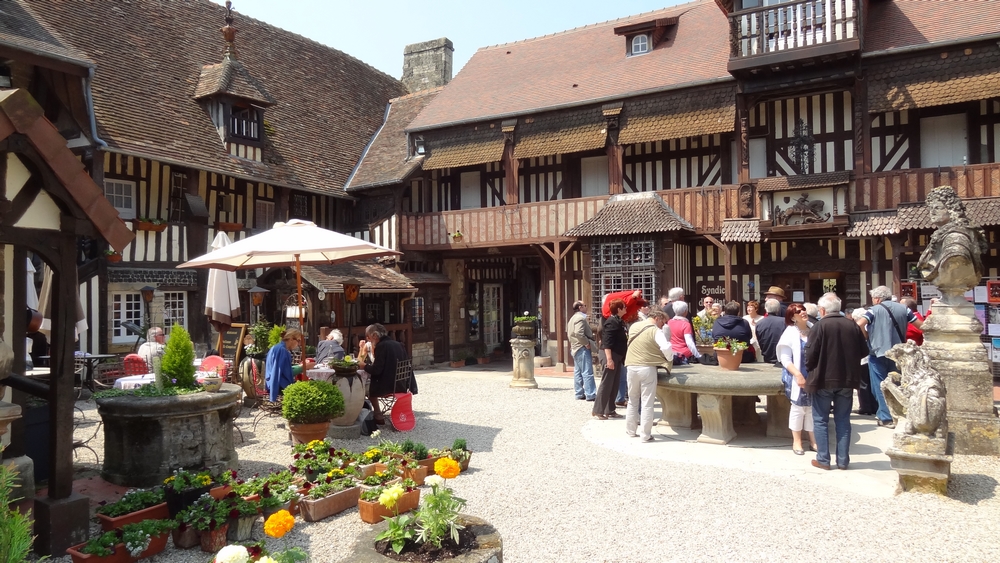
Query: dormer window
xmin=631 ymin=35 xmax=649 ymax=56
xmin=229 ymin=104 xmax=262 ymax=143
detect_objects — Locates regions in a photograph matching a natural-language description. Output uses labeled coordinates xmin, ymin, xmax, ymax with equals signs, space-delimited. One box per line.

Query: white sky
xmin=212 ymin=0 xmax=688 ymax=79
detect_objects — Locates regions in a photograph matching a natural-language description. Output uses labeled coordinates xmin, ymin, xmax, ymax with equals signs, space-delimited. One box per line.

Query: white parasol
xmin=204 ymin=232 xmax=242 ymax=333
xmin=178 ymin=220 xmax=400 ymax=328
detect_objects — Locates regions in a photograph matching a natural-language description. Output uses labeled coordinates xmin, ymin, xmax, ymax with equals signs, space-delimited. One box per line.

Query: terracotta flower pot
xmin=105 ymin=253 xmax=122 ymax=263
xmin=416 ymin=455 xmax=443 ymax=470
xmin=137 ymin=532 xmax=170 ymax=559
xmin=288 ymin=421 xmax=331 ymax=445
xmin=65 ymin=542 xmax=130 ymax=563
xmin=357 ymin=463 xmax=377 ymax=478
xmin=299 ymin=486 xmax=360 ymax=522
xmin=199 ymin=523 xmax=230 ymax=553
xmin=171 ymin=526 xmax=200 ymax=549
xmin=357 ymin=488 xmax=420 ymax=524
xmin=132 ymin=220 xmax=167 ymax=232
xmin=96 ymin=502 xmax=170 ymax=532
xmin=209 ymin=484 xmax=232 ymax=500
xmin=714 ymin=349 xmax=743 ymax=371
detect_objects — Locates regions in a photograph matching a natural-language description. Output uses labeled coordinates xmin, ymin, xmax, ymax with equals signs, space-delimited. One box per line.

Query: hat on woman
xmin=765 ymin=286 xmax=786 ymax=298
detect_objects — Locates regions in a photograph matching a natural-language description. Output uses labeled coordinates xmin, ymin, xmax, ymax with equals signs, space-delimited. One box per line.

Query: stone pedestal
xmin=509 ymin=338 xmax=538 ymax=389
xmin=765 ymin=394 xmax=793 ymax=439
xmin=655 ymin=387 xmax=700 ymax=429
xmin=696 ymin=394 xmax=736 ymax=444
xmin=885 ymin=427 xmax=953 ymax=495
xmin=921 ymin=304 xmax=1000 ymax=456
xmin=33 ymin=492 xmax=90 ymax=556
xmin=96 ymin=384 xmax=241 ymax=487
xmin=732 ymin=396 xmax=760 ymax=427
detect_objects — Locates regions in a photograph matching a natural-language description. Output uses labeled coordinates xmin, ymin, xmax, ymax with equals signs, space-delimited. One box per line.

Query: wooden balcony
xmin=399 ymin=185 xmax=743 ymax=250
xmin=728 ymin=0 xmax=860 ymax=75
xmin=854 ymin=163 xmax=1000 ymax=212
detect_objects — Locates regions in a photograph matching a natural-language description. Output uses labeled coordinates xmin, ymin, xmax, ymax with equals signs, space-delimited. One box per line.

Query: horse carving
xmin=775 ymin=193 xmax=830 ymax=225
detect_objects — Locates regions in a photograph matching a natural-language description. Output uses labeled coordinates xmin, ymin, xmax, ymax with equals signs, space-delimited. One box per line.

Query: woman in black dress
xmin=593 ymin=298 xmax=627 ymax=420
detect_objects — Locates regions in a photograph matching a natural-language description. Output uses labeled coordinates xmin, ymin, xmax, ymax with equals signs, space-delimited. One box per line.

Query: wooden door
xmin=483 ymin=284 xmax=502 ymax=353
xmin=430 ymin=288 xmax=449 ymax=364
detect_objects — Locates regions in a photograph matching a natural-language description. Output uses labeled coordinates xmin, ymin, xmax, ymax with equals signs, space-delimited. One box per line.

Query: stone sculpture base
xmin=921 ymin=304 xmax=1000 ymax=456
xmin=509 ymin=338 xmax=538 ymax=389
xmin=697 ymin=394 xmax=736 ymax=444
xmin=885 ymin=425 xmax=953 ymax=495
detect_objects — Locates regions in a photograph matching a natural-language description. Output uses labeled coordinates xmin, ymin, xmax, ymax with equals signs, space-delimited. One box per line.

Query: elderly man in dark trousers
xmin=754 ymin=298 xmax=786 ymax=365
xmin=857 ymin=285 xmax=923 ymax=428
xmin=804 ymin=293 xmax=869 ymax=470
xmin=567 ymin=300 xmax=597 ymax=401
xmin=624 ymin=310 xmax=672 ymax=442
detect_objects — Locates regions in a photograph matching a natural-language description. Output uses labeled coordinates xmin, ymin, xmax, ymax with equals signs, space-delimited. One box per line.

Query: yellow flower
xmin=378 ymin=484 xmax=405 ymax=509
xmin=199 ymin=475 xmax=212 ymax=486
xmin=307 ymin=439 xmax=324 ymax=450
xmin=434 ymin=457 xmax=460 ymax=479
xmin=264 ymin=509 xmax=295 ymax=539
xmin=163 ymin=476 xmax=175 ymax=485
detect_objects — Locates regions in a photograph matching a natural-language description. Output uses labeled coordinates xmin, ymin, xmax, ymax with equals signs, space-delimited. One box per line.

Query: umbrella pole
xmin=295 ymin=254 xmax=304 ymax=333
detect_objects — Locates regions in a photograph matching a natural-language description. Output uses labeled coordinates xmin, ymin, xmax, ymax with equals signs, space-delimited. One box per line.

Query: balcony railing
xmin=854 ymin=163 xmax=1000 ymax=212
xmin=730 ymin=0 xmax=857 ymax=60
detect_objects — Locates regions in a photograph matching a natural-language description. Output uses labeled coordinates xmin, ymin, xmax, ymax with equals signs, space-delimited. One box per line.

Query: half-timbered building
xmin=15 ymin=0 xmax=409 ymax=352
xmin=350 ymin=0 xmax=1000 ymax=368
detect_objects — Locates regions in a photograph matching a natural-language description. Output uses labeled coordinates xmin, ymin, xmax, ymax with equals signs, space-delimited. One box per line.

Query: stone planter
xmin=344 ymin=514 xmax=503 ymax=563
xmin=300 ymin=486 xmax=361 ymax=522
xmin=288 ymin=421 xmax=332 ymax=445
xmin=357 ymin=463 xmax=377 ymax=478
xmin=330 ymin=374 xmax=365 ymax=426
xmin=512 ymin=323 xmax=535 ymax=339
xmin=227 ymin=514 xmax=257 ymax=541
xmin=171 ymin=526 xmax=200 ymax=549
xmin=95 ymin=384 xmax=240 ymax=487
xmin=96 ymin=502 xmax=170 ymax=532
xmin=199 ymin=523 xmax=229 ymax=552
xmin=358 ymin=488 xmax=420 ymax=524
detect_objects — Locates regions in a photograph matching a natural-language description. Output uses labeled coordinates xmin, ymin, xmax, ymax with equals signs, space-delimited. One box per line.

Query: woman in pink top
xmin=666 ymin=301 xmax=701 ymax=364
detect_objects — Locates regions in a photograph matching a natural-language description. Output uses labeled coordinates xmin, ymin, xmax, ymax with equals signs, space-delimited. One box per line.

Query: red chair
xmin=390 ymin=392 xmax=415 ymax=432
xmin=123 ymin=354 xmax=149 ymax=376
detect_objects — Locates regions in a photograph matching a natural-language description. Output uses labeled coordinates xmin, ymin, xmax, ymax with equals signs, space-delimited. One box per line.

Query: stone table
xmin=656 ymin=362 xmax=788 ymax=444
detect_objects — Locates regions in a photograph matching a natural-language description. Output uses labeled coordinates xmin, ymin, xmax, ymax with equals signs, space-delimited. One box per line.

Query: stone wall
xmin=402 ymin=38 xmax=453 ymax=93
xmin=411 ymin=341 xmax=434 ymax=368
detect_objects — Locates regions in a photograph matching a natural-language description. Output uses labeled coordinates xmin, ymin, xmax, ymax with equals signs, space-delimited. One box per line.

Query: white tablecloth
xmin=114 ymin=373 xmax=155 ymax=390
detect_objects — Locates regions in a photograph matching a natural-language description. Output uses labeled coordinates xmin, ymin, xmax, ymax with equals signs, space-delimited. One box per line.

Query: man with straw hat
xmin=764 ymin=285 xmax=789 ymax=317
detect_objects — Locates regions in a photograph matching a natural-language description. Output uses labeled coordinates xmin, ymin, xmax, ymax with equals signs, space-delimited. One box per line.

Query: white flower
xmin=256 ymin=557 xmax=278 ymax=563
xmin=370 ymin=429 xmax=381 ymax=439
xmin=215 ymin=545 xmax=250 ymax=563
xmin=425 ymin=475 xmax=445 ymax=488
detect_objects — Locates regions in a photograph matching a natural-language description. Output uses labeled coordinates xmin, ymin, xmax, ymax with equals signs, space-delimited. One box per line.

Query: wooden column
xmin=607 ymin=144 xmax=624 ymax=195
xmin=854 ymin=75 xmax=871 ymax=176
xmin=703 ymin=234 xmax=733 ymax=302
xmin=736 ymin=95 xmax=750 ymax=185
xmin=502 ymin=142 xmax=519 ymax=205
xmin=50 ymin=233 xmax=77 ymax=498
xmin=539 ymin=241 xmax=575 ymax=368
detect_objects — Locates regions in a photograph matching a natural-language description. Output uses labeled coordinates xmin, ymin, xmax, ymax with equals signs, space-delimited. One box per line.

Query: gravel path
xmin=54 ymin=367 xmax=1000 ymax=562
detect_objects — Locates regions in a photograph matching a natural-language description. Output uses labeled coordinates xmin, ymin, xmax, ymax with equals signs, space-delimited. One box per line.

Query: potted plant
xmin=299 ymin=477 xmax=360 ymax=522
xmin=374 ymin=459 xmax=466 ymax=555
xmin=95 ymin=487 xmax=168 ymax=531
xmin=171 ymin=505 xmax=201 ymax=550
xmin=281 ymin=379 xmax=345 ymax=445
xmin=450 ymin=230 xmax=464 ymax=242
xmin=104 ymin=249 xmax=122 ymax=263
xmin=259 ymin=483 xmax=302 ymax=520
xmin=244 ymin=321 xmax=272 ymax=360
xmin=121 ymin=519 xmax=175 ymax=559
xmin=179 ymin=493 xmax=229 ymax=553
xmin=712 ymin=337 xmax=748 ymax=371
xmin=357 ymin=481 xmax=421 ymax=524
xmin=162 ymin=468 xmax=214 ymax=518
xmin=222 ymin=494 xmax=259 ymax=542
xmin=512 ymin=313 xmax=538 ymax=339
xmin=448 ymin=438 xmax=473 ymax=472
xmin=66 ymin=530 xmax=128 ymax=563
xmin=132 ymin=217 xmax=168 ymax=232
xmin=328 ymin=357 xmax=360 ymax=377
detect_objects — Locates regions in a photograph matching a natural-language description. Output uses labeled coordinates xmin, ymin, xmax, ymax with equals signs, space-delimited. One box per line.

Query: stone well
xmin=96 ymin=383 xmax=240 ymax=487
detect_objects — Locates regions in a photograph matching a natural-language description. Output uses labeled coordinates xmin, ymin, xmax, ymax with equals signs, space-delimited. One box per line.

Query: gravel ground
xmin=51 ymin=367 xmax=1000 ymax=562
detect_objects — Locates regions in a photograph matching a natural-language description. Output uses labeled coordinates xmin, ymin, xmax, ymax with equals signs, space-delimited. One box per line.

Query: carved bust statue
xmin=883 ymin=340 xmax=947 ymax=438
xmin=916 ymin=186 xmax=988 ymax=305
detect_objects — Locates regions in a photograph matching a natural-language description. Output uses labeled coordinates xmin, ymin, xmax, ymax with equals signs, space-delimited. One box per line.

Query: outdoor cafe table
xmin=114 ymin=373 xmax=155 ymax=390
xmin=74 ymin=353 xmax=119 ymax=390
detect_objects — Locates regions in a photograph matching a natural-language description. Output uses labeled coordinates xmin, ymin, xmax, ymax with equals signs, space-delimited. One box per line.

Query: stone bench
xmin=656 ymin=362 xmax=791 ymax=444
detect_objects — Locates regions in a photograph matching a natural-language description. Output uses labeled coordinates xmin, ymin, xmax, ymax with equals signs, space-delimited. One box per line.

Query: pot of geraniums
xmin=95 ymin=487 xmax=168 ymax=531
xmin=290 ymin=439 xmax=336 ymax=482
xmin=357 ymin=479 xmax=420 ymax=524
xmin=259 ymin=482 xmax=303 ymax=520
xmin=299 ymin=477 xmax=360 ymax=522
xmin=712 ymin=337 xmax=748 ymax=371
xmin=162 ymin=468 xmax=214 ymax=518
xmin=222 ymin=493 xmax=260 ymax=542
xmin=104 ymin=249 xmax=123 ymax=263
xmin=281 ymin=379 xmax=345 ymax=445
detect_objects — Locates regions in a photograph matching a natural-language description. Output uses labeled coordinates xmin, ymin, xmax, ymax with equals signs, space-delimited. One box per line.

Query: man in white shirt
xmin=137 ymin=326 xmax=166 ymax=368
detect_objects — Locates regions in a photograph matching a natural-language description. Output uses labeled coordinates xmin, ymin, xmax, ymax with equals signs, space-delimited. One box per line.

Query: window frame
xmin=104 ymin=179 xmax=137 ymax=220
xmin=228 ymin=104 xmax=262 ymax=144
xmin=254 ymin=200 xmax=275 ymax=231
xmin=161 ymin=291 xmax=187 ymax=334
xmin=630 ymin=34 xmax=650 ymax=56
xmin=411 ymin=297 xmax=425 ymax=329
xmin=111 ymin=292 xmax=143 ymax=344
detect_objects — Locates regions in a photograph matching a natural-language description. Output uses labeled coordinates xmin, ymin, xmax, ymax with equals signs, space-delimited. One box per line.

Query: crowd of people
xmin=565 ymin=283 xmax=926 ymax=468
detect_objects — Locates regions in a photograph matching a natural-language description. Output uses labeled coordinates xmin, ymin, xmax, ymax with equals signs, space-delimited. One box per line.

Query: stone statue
xmin=883 ymin=340 xmax=947 ymax=438
xmin=917 ymin=186 xmax=988 ymax=306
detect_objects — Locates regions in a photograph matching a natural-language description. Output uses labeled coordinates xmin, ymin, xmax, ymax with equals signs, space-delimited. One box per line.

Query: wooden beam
xmin=49 ymin=233 xmax=78 ymax=498
xmin=703 ymin=234 xmax=733 ymax=302
xmin=607 ymin=144 xmax=624 ymax=195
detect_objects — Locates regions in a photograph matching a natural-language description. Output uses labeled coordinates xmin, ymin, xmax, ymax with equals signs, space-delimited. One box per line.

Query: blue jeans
xmin=868 ymin=355 xmax=897 ymax=423
xmin=573 ymin=347 xmax=596 ymax=400
xmin=810 ymin=388 xmax=853 ymax=468
xmin=616 ymin=364 xmax=628 ymax=402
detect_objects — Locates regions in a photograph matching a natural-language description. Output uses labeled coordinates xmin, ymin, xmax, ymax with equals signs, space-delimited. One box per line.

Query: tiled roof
xmin=564 ymin=191 xmax=693 ymax=237
xmin=408 ymin=0 xmax=731 ymax=131
xmin=422 ymin=125 xmax=505 ymax=170
xmin=515 ymin=106 xmax=606 ymax=160
xmin=756 ymin=171 xmax=851 ymax=193
xmin=895 ymin=199 xmax=1000 ymax=230
xmin=865 ymin=0 xmax=1000 ymax=54
xmin=22 ymin=0 xmax=407 ymax=198
xmin=346 ymin=88 xmax=441 ymax=191
xmin=867 ymin=47 xmax=1000 ymax=114
xmin=846 ymin=210 xmax=899 ymax=238
xmin=300 ymin=262 xmax=415 ymax=294
xmin=193 ymin=56 xmax=275 ymax=107
xmin=618 ymin=84 xmax=735 ymax=146
xmin=400 ymin=271 xmax=452 ymax=285
xmin=720 ymin=219 xmax=761 ymax=242
xmin=0 ymin=1 xmax=92 ymax=68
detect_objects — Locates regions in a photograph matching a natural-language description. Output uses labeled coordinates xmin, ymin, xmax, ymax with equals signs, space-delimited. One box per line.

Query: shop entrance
xmin=770 ymin=272 xmax=842 ymax=304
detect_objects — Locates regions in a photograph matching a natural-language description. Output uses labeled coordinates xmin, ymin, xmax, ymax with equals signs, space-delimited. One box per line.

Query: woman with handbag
xmin=776 ymin=303 xmax=818 ymax=456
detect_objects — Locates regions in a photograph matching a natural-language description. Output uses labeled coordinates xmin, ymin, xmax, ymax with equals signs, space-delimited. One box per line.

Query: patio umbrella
xmin=205 ymin=232 xmax=242 ymax=333
xmin=38 ymin=264 xmax=88 ymax=341
xmin=178 ymin=219 xmax=400 ymax=328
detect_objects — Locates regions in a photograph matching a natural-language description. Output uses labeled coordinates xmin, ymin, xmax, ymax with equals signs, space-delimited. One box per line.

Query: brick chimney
xmin=402 ymin=38 xmax=453 ymax=93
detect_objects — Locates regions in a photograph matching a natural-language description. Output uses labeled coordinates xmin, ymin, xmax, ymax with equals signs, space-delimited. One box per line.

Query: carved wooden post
xmin=607 ymin=144 xmax=624 ymax=195
xmin=736 ymin=95 xmax=750 ymax=185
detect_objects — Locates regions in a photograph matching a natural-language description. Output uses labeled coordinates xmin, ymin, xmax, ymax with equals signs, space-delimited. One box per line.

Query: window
xmin=412 ymin=297 xmax=425 ymax=328
xmin=112 ymin=292 xmax=143 ymax=343
xmin=168 ymin=172 xmax=186 ymax=222
xmin=460 ymin=171 xmax=481 ymax=210
xmin=290 ymin=194 xmax=310 ymax=219
xmin=630 ymin=34 xmax=649 ymax=55
xmin=580 ymin=156 xmax=609 ymax=197
xmin=162 ymin=292 xmax=187 ymax=333
xmin=229 ymin=106 xmax=260 ymax=141
xmin=255 ymin=200 xmax=275 ymax=231
xmin=590 ymin=240 xmax=659 ymax=313
xmin=104 ymin=180 xmax=136 ymax=219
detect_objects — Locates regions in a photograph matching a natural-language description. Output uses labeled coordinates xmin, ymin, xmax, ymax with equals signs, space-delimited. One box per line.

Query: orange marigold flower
xmin=263 ymin=509 xmax=295 ymax=539
xmin=434 ymin=457 xmax=460 ymax=479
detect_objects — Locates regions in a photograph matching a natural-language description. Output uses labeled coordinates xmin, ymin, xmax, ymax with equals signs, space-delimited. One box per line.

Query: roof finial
xmin=221 ymin=1 xmax=237 ymax=58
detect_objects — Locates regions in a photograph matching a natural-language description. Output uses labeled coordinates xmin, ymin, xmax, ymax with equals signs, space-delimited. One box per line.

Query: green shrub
xmin=0 ymin=449 xmax=33 ymax=562
xmin=160 ymin=324 xmax=196 ymax=388
xmin=245 ymin=321 xmax=272 ymax=356
xmin=412 ymin=443 xmax=429 ymax=461
xmin=281 ymin=379 xmax=344 ymax=424
xmin=268 ymin=324 xmax=286 ymax=348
